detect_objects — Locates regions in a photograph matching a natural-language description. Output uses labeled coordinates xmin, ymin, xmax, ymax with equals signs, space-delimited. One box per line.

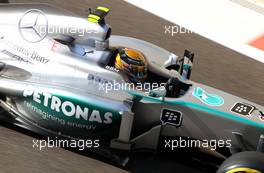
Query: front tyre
xmin=217 ymin=151 xmax=264 ymax=173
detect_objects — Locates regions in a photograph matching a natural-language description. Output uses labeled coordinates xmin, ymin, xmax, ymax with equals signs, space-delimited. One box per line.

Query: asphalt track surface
xmin=0 ymin=0 xmax=263 ymax=173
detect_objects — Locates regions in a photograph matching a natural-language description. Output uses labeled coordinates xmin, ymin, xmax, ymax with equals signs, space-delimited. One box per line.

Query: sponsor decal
xmin=1 ymin=49 xmax=32 ymax=64
xmin=18 ymin=9 xmax=48 ymax=43
xmin=51 ymin=41 xmax=61 ymax=52
xmin=87 ymin=73 xmax=113 ymax=84
xmin=0 ymin=38 xmax=49 ymax=64
xmin=259 ymin=111 xmax=264 ymax=122
xmin=105 ymin=65 xmax=119 ymax=73
xmin=23 ymin=86 xmax=113 ymax=125
xmin=192 ymin=87 xmax=224 ymax=106
xmin=160 ymin=108 xmax=182 ymax=127
xmin=231 ymin=102 xmax=264 ymax=122
xmin=230 ymin=102 xmax=255 ymax=117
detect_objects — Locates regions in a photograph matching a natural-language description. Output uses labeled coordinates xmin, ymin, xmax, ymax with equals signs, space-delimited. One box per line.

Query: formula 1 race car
xmin=0 ymin=4 xmax=263 ymax=173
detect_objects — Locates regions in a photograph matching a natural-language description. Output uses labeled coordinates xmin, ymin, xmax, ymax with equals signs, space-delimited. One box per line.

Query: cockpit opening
xmin=101 ymin=47 xmax=191 ymax=98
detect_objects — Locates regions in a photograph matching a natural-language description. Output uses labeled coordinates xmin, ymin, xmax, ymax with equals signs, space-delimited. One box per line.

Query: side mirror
xmin=149 ymin=87 xmax=166 ymax=101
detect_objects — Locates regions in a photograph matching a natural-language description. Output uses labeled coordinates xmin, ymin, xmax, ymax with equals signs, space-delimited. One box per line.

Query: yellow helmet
xmin=115 ymin=48 xmax=147 ymax=83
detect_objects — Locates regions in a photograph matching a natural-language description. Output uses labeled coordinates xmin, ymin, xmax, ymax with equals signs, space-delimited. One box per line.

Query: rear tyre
xmin=217 ymin=151 xmax=264 ymax=173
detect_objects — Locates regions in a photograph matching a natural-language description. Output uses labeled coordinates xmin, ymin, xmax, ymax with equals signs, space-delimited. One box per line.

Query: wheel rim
xmin=226 ymin=167 xmax=261 ymax=173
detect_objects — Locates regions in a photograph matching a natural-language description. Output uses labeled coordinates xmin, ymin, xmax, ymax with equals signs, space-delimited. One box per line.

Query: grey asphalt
xmin=0 ymin=0 xmax=263 ymax=172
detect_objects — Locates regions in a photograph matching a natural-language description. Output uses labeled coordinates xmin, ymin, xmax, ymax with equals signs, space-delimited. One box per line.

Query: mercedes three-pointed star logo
xmin=18 ymin=9 xmax=48 ymax=43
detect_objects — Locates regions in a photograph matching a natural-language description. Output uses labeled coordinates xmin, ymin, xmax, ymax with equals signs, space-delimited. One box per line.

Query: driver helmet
xmin=115 ymin=48 xmax=147 ymax=83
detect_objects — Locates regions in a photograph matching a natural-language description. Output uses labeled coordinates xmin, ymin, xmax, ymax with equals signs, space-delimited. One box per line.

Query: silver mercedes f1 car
xmin=0 ymin=4 xmax=263 ymax=173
